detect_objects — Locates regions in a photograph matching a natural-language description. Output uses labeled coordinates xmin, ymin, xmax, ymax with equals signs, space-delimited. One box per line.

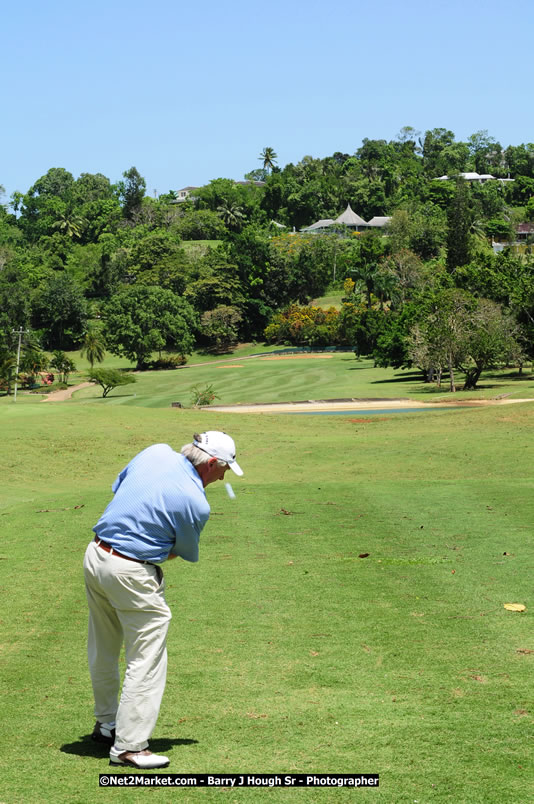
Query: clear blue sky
xmin=3 ymin=0 xmax=534 ymax=202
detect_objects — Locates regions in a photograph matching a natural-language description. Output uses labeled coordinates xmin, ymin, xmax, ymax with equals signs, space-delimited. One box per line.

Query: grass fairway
xmin=14 ymin=352 xmax=534 ymax=410
xmin=1 ymin=386 xmax=534 ymax=801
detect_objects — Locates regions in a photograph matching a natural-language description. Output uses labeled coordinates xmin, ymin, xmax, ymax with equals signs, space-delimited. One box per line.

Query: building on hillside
xmin=301 ymin=204 xmax=391 ymax=234
xmin=492 ymin=222 xmax=534 ymax=253
xmin=334 ymin=204 xmax=367 ymax=229
xmin=435 ymin=172 xmax=514 ymax=184
xmin=174 ymin=186 xmax=200 ymax=202
xmin=366 ymin=216 xmax=391 ymax=228
xmin=515 ymin=222 xmax=534 ymax=241
xmin=301 ymin=218 xmax=335 ymax=233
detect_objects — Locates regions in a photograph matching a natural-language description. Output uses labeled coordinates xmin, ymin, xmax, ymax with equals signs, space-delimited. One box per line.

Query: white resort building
xmin=435 ymin=172 xmax=514 ymax=184
xmin=301 ymin=204 xmax=391 ymax=233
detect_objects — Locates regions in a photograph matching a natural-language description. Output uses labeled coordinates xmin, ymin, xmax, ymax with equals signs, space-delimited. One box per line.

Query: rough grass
xmin=1 ymin=373 xmax=534 ymax=802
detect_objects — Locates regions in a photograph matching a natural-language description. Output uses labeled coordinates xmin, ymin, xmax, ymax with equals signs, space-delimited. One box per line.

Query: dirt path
xmin=41 ymin=381 xmax=93 ymax=402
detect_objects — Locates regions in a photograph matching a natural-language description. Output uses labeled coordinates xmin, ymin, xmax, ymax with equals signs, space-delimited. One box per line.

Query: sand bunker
xmin=206 ymin=397 xmax=534 ymax=414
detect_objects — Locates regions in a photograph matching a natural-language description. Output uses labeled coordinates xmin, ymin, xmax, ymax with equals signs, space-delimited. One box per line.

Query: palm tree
xmin=373 ymin=265 xmax=399 ymax=310
xmin=20 ymin=342 xmax=48 ymax=383
xmin=52 ymin=213 xmax=84 ymax=240
xmin=259 ymin=147 xmax=278 ymax=173
xmin=351 ymin=261 xmax=378 ymax=309
xmin=217 ymin=201 xmax=245 ymax=232
xmin=80 ymin=326 xmax=106 ymax=368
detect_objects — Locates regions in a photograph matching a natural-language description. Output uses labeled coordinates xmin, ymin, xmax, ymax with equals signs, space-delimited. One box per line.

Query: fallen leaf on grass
xmin=246 ymin=712 xmax=268 ymax=719
xmin=310 ymin=651 xmax=319 ymax=657
xmin=514 ymin=709 xmax=529 ymax=717
xmin=358 ymin=553 xmax=370 ymax=558
xmin=504 ymin=603 xmax=527 ymax=612
xmin=516 ymin=648 xmax=534 ymax=655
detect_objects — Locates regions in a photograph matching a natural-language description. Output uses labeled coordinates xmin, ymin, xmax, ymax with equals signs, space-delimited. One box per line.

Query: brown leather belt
xmin=94 ymin=536 xmax=153 ymax=565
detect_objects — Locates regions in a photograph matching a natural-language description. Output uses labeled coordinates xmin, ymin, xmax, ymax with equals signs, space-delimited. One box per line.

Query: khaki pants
xmin=83 ymin=540 xmax=172 ymax=752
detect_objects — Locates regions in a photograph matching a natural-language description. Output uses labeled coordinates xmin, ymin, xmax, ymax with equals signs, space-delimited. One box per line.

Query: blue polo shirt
xmin=93 ymin=444 xmax=210 ymax=563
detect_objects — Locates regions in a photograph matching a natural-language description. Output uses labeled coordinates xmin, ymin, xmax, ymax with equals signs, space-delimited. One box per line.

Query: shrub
xmin=146 ymin=355 xmax=187 ymax=370
xmin=190 ymin=383 xmax=220 ymax=407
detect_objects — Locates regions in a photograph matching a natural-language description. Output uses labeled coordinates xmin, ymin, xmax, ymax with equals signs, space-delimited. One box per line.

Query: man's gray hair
xmin=181 ymin=435 xmax=227 ymax=469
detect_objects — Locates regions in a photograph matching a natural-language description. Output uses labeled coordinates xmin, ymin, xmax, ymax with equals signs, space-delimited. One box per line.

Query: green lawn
xmin=13 ymin=351 xmax=534 ymax=410
xmin=311 ymin=291 xmax=344 ymax=309
xmin=1 ymin=365 xmax=534 ymax=802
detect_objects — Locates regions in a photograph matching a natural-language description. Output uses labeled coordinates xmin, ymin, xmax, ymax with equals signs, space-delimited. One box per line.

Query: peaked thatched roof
xmin=334 ymin=204 xmax=367 ymax=226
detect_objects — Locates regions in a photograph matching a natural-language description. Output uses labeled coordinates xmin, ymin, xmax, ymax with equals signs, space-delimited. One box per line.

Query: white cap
xmin=193 ymin=431 xmax=243 ymax=476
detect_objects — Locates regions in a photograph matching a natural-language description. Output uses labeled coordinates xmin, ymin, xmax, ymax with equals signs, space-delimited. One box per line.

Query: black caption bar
xmin=99 ymin=774 xmax=379 ymax=788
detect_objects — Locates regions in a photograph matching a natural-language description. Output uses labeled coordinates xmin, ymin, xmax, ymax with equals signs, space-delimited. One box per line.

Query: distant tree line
xmin=2 ymin=130 xmax=534 ymax=393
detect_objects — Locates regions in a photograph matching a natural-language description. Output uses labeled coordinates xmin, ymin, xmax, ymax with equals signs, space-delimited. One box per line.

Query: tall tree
xmin=118 ymin=167 xmax=146 ymax=219
xmin=32 ymin=272 xmax=88 ymax=349
xmin=103 ymin=285 xmax=198 ymax=369
xmin=80 ymin=325 xmax=106 ymax=368
xmin=409 ymin=289 xmax=474 ymax=391
xmin=341 ymin=231 xmax=386 ymax=308
xmin=259 ymin=147 xmax=278 ymax=173
xmin=467 ymin=130 xmax=503 ymax=175
xmin=200 ymin=305 xmax=242 ymax=353
xmin=29 ymin=167 xmax=75 ymax=200
xmin=421 ymin=129 xmax=469 ymax=177
xmin=446 ymin=178 xmax=472 ymax=273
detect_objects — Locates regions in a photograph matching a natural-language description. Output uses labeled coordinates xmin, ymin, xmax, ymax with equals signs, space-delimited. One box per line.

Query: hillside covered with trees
xmin=2 ymin=127 xmax=534 ymax=392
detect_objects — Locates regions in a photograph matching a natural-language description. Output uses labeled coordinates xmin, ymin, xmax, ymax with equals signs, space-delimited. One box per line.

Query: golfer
xmin=83 ymin=431 xmax=243 ymax=769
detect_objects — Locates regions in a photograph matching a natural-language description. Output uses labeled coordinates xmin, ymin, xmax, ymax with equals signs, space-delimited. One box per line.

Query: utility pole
xmin=12 ymin=327 xmax=26 ymax=402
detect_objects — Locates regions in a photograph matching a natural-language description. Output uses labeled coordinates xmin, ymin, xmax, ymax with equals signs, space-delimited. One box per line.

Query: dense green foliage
xmin=2 ymin=127 xmax=534 ymax=391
